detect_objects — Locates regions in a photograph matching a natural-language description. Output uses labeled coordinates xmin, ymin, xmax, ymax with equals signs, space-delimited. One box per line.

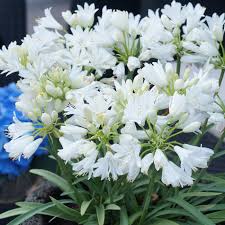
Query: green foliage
xmin=2 ymin=135 xmax=225 ymax=225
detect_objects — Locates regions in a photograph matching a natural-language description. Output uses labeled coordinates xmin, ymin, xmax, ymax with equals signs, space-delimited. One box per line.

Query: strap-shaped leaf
xmin=30 ymin=169 xmax=77 ymax=201
xmin=207 ymin=210 xmax=225 ymax=223
xmin=151 ymin=219 xmax=181 ymax=225
xmin=105 ymin=204 xmax=120 ymax=211
xmin=6 ymin=202 xmax=60 ymax=225
xmin=120 ymin=206 xmax=129 ymax=225
xmin=0 ymin=208 xmax=28 ymax=219
xmin=168 ymin=196 xmax=215 ymax=225
xmin=96 ymin=204 xmax=105 ymax=225
xmin=81 ymin=200 xmax=93 ymax=216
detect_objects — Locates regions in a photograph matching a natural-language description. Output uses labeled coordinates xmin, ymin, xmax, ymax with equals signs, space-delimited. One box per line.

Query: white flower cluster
xmin=1 ymin=1 xmax=225 ymax=187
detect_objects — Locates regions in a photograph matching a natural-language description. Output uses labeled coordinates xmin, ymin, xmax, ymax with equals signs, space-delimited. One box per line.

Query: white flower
xmin=111 ymin=134 xmax=142 ymax=181
xmin=72 ymin=150 xmax=98 ymax=179
xmin=161 ymin=1 xmax=186 ymax=27
xmin=4 ymin=135 xmax=42 ymax=159
xmin=60 ymin=124 xmax=87 ymax=141
xmin=127 ymin=56 xmax=141 ymax=71
xmin=141 ymin=153 xmax=154 ymax=175
xmin=183 ymin=3 xmax=206 ymax=33
xmin=154 ymin=149 xmax=168 ymax=171
xmin=139 ymin=50 xmax=151 ymax=61
xmin=58 ymin=138 xmax=96 ymax=162
xmin=183 ymin=121 xmax=201 ymax=133
xmin=41 ymin=113 xmax=52 ymax=125
xmin=169 ymin=92 xmax=187 ymax=119
xmin=206 ymin=13 xmax=225 ymax=42
xmin=62 ymin=10 xmax=77 ymax=27
xmin=121 ymin=122 xmax=148 ymax=140
xmin=23 ymin=138 xmax=43 ymax=158
xmin=123 ymin=91 xmax=157 ymax=126
xmin=113 ymin=63 xmax=125 ymax=80
xmin=7 ymin=115 xmax=34 ymax=139
xmin=93 ymin=152 xmax=122 ymax=180
xmin=208 ymin=112 xmax=224 ymax=125
xmin=138 ymin=62 xmax=172 ymax=88
xmin=174 ymin=79 xmax=184 ymax=90
xmin=111 ymin=10 xmax=129 ymax=31
xmin=63 ymin=3 xmax=98 ymax=28
xmin=161 ymin=161 xmax=193 ymax=187
xmin=37 ymin=8 xmax=63 ymax=30
xmin=88 ymin=47 xmax=117 ymax=77
xmin=174 ymin=144 xmax=214 ymax=175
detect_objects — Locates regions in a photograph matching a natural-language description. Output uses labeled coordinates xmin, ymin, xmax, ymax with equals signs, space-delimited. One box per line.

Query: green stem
xmin=48 ymin=135 xmax=73 ymax=183
xmin=176 ymin=56 xmax=181 ymax=75
xmin=138 ymin=172 xmax=155 ymax=225
xmin=219 ymin=69 xmax=225 ymax=87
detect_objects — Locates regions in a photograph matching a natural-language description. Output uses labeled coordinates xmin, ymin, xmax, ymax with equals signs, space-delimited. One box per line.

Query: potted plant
xmin=0 ymin=1 xmax=225 ymax=225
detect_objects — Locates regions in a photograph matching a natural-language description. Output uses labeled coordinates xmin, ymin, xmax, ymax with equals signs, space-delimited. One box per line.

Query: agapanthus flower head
xmin=1 ymin=2 xmax=225 ymax=188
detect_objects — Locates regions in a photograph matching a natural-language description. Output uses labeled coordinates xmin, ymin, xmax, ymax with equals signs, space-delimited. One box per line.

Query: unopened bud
xmin=183 ymin=122 xmax=201 ymax=133
xmin=174 ymin=79 xmax=184 ymax=90
xmin=51 ymin=111 xmax=58 ymax=121
xmin=45 ymin=84 xmax=58 ymax=97
xmin=183 ymin=67 xmax=191 ymax=81
xmin=41 ymin=113 xmax=52 ymax=125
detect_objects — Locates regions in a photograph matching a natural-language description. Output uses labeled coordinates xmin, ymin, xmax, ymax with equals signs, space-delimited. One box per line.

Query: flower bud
xmin=51 ymin=110 xmax=58 ymax=121
xmin=45 ymin=84 xmax=58 ymax=97
xmin=183 ymin=122 xmax=201 ymax=133
xmin=113 ymin=63 xmax=125 ymax=78
xmin=56 ymin=87 xmax=63 ymax=97
xmin=54 ymin=99 xmax=63 ymax=112
xmin=183 ymin=67 xmax=191 ymax=81
xmin=41 ymin=113 xmax=52 ymax=125
xmin=127 ymin=56 xmax=141 ymax=71
xmin=139 ymin=50 xmax=151 ymax=61
xmin=174 ymin=79 xmax=184 ymax=90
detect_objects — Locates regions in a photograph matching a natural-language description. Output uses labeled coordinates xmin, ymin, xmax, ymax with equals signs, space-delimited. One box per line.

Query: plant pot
xmin=22 ymin=180 xmax=75 ymax=225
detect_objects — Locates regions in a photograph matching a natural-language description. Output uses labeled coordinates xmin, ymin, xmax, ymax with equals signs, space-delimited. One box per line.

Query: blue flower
xmin=0 ymin=83 xmax=47 ymax=177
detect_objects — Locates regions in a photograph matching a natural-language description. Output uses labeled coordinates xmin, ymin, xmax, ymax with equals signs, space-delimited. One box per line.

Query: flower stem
xmin=48 ymin=134 xmax=73 ymax=183
xmin=138 ymin=172 xmax=155 ymax=225
xmin=176 ymin=56 xmax=181 ymax=75
xmin=219 ymin=69 xmax=225 ymax=87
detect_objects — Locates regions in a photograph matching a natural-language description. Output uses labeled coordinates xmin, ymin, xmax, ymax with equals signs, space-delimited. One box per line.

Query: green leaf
xmin=17 ymin=200 xmax=80 ymax=222
xmin=50 ymin=197 xmax=82 ymax=221
xmin=0 ymin=208 xmax=28 ymax=219
xmin=30 ymin=169 xmax=76 ymax=201
xmin=128 ymin=211 xmax=142 ymax=225
xmin=120 ymin=206 xmax=129 ymax=225
xmin=6 ymin=202 xmax=59 ymax=225
xmin=207 ymin=210 xmax=225 ymax=223
xmin=181 ymin=192 xmax=221 ymax=198
xmin=151 ymin=218 xmax=181 ymax=225
xmin=96 ymin=204 xmax=105 ymax=225
xmin=198 ymin=204 xmax=225 ymax=212
xmin=152 ymin=208 xmax=191 ymax=218
xmin=168 ymin=196 xmax=215 ymax=225
xmin=212 ymin=149 xmax=225 ymax=159
xmin=81 ymin=200 xmax=92 ymax=216
xmin=105 ymin=204 xmax=120 ymax=211
xmin=16 ymin=202 xmax=43 ymax=209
